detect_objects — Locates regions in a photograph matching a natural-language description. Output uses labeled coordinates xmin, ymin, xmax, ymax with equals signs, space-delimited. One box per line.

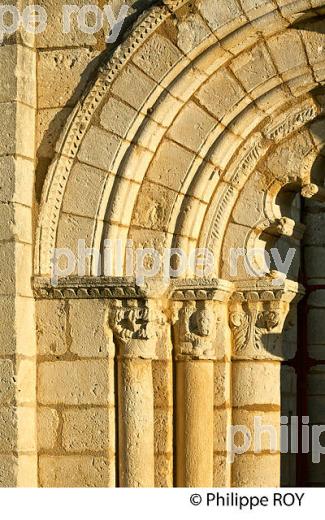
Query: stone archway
xmin=34 ymin=0 xmax=325 ymax=487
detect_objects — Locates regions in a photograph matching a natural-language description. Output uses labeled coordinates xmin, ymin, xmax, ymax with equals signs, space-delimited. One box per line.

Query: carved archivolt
xmin=35 ymin=0 xmax=325 ymax=280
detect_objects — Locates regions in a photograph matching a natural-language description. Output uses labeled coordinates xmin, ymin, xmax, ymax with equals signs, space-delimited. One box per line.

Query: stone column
xmin=173 ymin=282 xmax=232 ymax=487
xmin=110 ymin=299 xmax=160 ymax=487
xmin=229 ymin=279 xmax=303 ymax=487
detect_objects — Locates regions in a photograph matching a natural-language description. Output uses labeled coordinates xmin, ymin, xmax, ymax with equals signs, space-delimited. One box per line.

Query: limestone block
xmin=16 ymin=297 xmax=36 ymax=357
xmin=177 ymin=14 xmax=212 ymax=55
xmin=36 ymin=300 xmax=67 ymax=356
xmin=69 ymin=299 xmax=111 ymax=358
xmin=0 ymin=456 xmax=17 ymax=487
xmin=16 ymin=454 xmax=38 ymax=488
xmin=214 ymin=454 xmax=230 ymax=486
xmin=56 ymin=213 xmax=96 ymax=275
xmin=155 ymin=453 xmax=173 ymax=488
xmin=232 ymin=361 xmax=281 ymax=407
xmin=62 ymin=408 xmax=114 ymax=452
xmin=131 ymin=181 xmax=176 ymax=232
xmin=132 ymin=33 xmax=182 ymax=84
xmin=78 ymin=126 xmax=122 ymax=172
xmin=0 ymin=156 xmax=34 ymax=206
xmin=152 ymin=360 xmax=173 ymax=409
xmin=63 ymin=161 xmax=112 ymax=218
xmin=231 ymin=44 xmax=276 ymax=93
xmin=232 ymin=171 xmax=265 ymax=227
xmin=0 ymin=102 xmax=35 ymax=158
xmin=195 ymin=69 xmax=245 ymax=122
xmin=0 ymin=203 xmax=32 ymax=243
xmin=250 ymin=10 xmax=287 ymax=38
xmin=38 ymin=48 xmax=100 ymax=108
xmin=36 ymin=0 xmax=102 ymax=48
xmin=111 ymin=63 xmax=157 ymax=111
xmin=0 ymin=242 xmax=32 ymax=298
xmin=39 ymin=455 xmax=113 ymax=487
xmin=198 ymin=0 xmax=245 ymax=36
xmin=0 ymin=297 xmax=16 ymax=355
xmin=146 ymin=140 xmax=195 ymax=192
xmin=0 ymin=44 xmax=36 ymax=106
xmin=213 ymin=409 xmax=230 ymax=452
xmin=38 ymin=360 xmax=112 ymax=405
xmin=268 ymin=31 xmax=307 ymax=74
xmin=240 ymin=0 xmax=275 ymax=19
xmin=265 ymin=131 xmax=314 ymax=180
xmin=11 ymin=310 xmax=35 ymax=364
xmin=0 ymin=408 xmax=16 ymax=451
xmin=214 ymin=362 xmax=231 ymax=407
xmin=100 ymin=97 xmax=137 ymax=138
xmin=16 ymin=359 xmax=36 ymax=405
xmin=0 ymin=45 xmax=18 ymax=104
xmin=37 ymin=408 xmax=59 ymax=450
xmin=154 ymin=409 xmax=173 ymax=454
xmin=128 ymin=228 xmax=169 ymax=256
xmin=15 ymin=242 xmax=33 ymax=297
xmin=0 ymin=360 xmax=15 ymax=405
xmin=232 ymin=453 xmax=280 ymax=486
xmin=16 ymin=407 xmax=37 ymax=452
xmin=166 ymin=101 xmax=217 ymax=153
xmin=276 ymin=0 xmax=311 ymax=19
xmin=221 ymin=222 xmax=252 ymax=280
xmin=300 ymin=22 xmax=325 ymax=65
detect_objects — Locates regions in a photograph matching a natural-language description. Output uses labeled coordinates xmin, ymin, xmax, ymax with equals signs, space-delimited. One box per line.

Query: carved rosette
xmin=229 ymin=279 xmax=303 ymax=360
xmin=110 ymin=299 xmax=164 ymax=360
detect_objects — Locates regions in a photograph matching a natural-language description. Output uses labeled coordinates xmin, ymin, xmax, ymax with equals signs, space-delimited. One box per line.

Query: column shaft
xmin=176 ymin=360 xmax=214 ymax=487
xmin=118 ymin=358 xmax=154 ymax=487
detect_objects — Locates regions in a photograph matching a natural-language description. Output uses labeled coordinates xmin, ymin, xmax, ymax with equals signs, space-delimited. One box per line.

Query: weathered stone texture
xmin=2 ymin=0 xmax=325 ymax=489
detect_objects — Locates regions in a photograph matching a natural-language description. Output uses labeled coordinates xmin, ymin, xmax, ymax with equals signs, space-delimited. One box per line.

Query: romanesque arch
xmin=31 ymin=0 xmax=325 ymax=487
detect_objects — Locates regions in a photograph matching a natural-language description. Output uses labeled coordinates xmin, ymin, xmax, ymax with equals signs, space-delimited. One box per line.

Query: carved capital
xmin=229 ymin=279 xmax=303 ymax=360
xmin=173 ymin=301 xmax=218 ymax=361
xmin=110 ymin=299 xmax=164 ymax=359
